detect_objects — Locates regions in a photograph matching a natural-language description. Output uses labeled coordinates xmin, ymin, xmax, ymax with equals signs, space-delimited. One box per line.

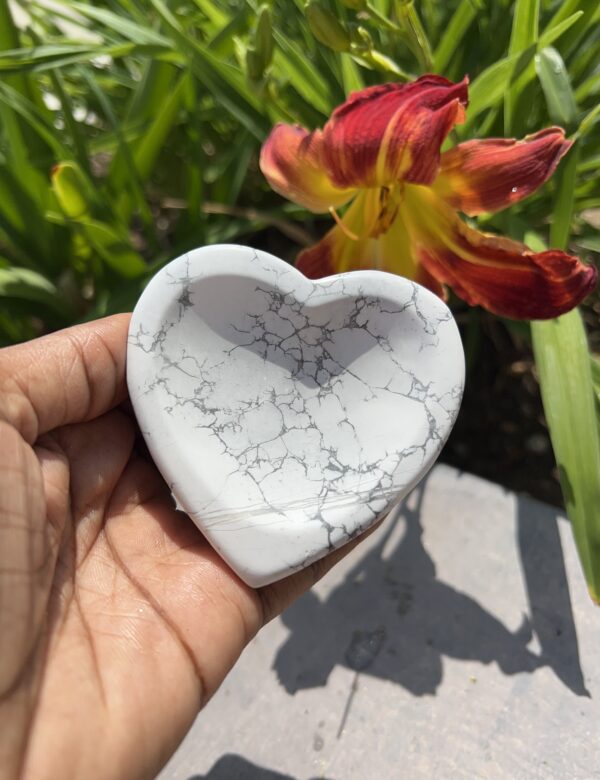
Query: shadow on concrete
xmin=189 ymin=753 xmax=331 ymax=780
xmin=517 ymin=495 xmax=589 ymax=696
xmin=274 ymin=478 xmax=588 ymax=697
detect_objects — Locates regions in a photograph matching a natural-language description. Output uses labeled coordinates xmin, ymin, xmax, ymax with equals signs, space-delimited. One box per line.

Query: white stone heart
xmin=127 ymin=245 xmax=464 ymax=587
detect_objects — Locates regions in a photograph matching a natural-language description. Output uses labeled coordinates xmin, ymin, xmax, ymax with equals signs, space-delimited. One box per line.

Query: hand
xmin=0 ymin=315 xmax=361 ymax=780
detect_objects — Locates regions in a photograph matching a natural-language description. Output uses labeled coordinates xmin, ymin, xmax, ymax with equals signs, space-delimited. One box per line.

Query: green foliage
xmin=533 ymin=309 xmax=600 ymax=603
xmin=531 ymin=140 xmax=600 ymax=604
xmin=0 ymin=0 xmax=599 ymax=595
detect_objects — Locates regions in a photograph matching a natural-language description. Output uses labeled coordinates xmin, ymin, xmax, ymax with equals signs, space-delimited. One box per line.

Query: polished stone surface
xmin=128 ymin=245 xmax=463 ymax=586
xmin=158 ymin=465 xmax=599 ymax=780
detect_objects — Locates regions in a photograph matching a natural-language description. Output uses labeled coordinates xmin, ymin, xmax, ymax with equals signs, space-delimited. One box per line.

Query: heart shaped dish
xmin=127 ymin=245 xmax=464 ymax=587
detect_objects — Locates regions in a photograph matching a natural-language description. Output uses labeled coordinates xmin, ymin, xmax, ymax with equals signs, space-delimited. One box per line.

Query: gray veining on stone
xmin=127 ymin=245 xmax=464 ymax=586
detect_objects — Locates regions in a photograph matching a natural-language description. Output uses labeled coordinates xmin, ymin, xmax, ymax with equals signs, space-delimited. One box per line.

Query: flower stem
xmin=365 ymin=2 xmax=402 ymax=32
xmin=398 ymin=1 xmax=433 ymax=73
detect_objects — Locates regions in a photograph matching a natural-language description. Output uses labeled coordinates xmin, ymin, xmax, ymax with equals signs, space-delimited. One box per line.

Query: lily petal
xmin=403 ymin=185 xmax=597 ymax=319
xmin=259 ymin=123 xmax=355 ymax=213
xmin=433 ymin=128 xmax=572 ymax=216
xmin=321 ymin=75 xmax=468 ymax=190
xmin=297 ymin=190 xmax=419 ymax=280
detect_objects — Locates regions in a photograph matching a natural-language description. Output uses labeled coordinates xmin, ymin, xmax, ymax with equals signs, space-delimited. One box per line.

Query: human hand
xmin=0 ymin=315 xmax=363 ymax=780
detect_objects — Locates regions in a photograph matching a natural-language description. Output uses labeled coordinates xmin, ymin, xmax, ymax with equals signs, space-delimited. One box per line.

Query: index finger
xmin=0 ymin=314 xmax=131 ymax=444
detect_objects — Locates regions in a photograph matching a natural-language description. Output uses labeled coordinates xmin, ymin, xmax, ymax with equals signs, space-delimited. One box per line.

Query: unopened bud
xmin=51 ymin=161 xmax=90 ymax=219
xmin=355 ymin=25 xmax=373 ymax=49
xmin=367 ymin=49 xmax=405 ymax=75
xmin=246 ymin=47 xmax=265 ymax=82
xmin=255 ymin=5 xmax=274 ymax=69
xmin=305 ymin=1 xmax=351 ymax=52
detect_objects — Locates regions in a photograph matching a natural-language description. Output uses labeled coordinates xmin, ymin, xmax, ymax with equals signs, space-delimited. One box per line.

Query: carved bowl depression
xmin=127 ymin=245 xmax=465 ymax=587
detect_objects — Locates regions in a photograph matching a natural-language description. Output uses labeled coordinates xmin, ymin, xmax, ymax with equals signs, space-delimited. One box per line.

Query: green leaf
xmin=0 ymin=80 xmax=70 ymax=158
xmin=577 ymin=198 xmax=600 ymax=211
xmin=535 ymin=47 xmax=578 ymax=129
xmin=56 ymin=1 xmax=172 ymax=46
xmin=83 ymin=276 xmax=147 ymax=320
xmin=578 ymin=154 xmax=600 ymax=174
xmin=76 ymin=218 xmax=147 ymax=278
xmin=576 ymin=235 xmax=600 ymax=253
xmin=0 ymin=0 xmax=50 ymax=161
xmin=0 ymin=163 xmax=63 ymax=270
xmin=550 ymin=141 xmax=579 ymax=249
xmin=273 ymin=31 xmax=333 ymax=115
xmin=545 ymin=0 xmax=600 ymax=60
xmin=113 ymin=71 xmax=188 ymax=222
xmin=132 ymin=84 xmax=185 ymax=166
xmin=508 ymin=0 xmax=540 ymax=56
xmin=106 ymin=59 xmax=179 ymax=204
xmin=531 ymin=141 xmax=600 ymax=604
xmin=208 ymin=9 xmax=251 ymax=55
xmin=107 ymin=62 xmax=190 ymax=210
xmin=0 ymin=44 xmax=110 ymax=70
xmin=0 ymin=42 xmax=175 ymax=73
xmin=576 ymin=103 xmax=600 ymax=140
xmin=339 ymin=53 xmax=364 ymax=93
xmin=504 ymin=0 xmax=540 ymax=133
xmin=123 ymin=60 xmax=179 ymax=125
xmin=591 ymin=356 xmax=600 ymax=405
xmin=397 ymin=0 xmax=433 ymax=72
xmin=532 ymin=312 xmax=600 ymax=603
xmin=575 ymin=71 xmax=600 ymax=103
xmin=47 ymin=68 xmax=90 ymax=175
xmin=464 ymin=11 xmax=583 ymax=128
xmin=79 ymin=67 xmax=154 ymax=234
xmin=433 ymin=0 xmax=478 ymax=74
xmin=547 ymin=0 xmax=589 ymax=28
xmin=467 ymin=54 xmax=524 ymax=122
xmin=146 ymin=0 xmax=269 ymax=139
xmin=0 ymin=266 xmax=72 ymax=317
xmin=191 ymin=0 xmax=229 ymax=29
xmin=539 ymin=10 xmax=586 ymax=47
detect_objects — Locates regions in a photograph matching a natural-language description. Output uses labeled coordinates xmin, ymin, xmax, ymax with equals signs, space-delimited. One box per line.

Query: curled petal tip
xmin=435 ymin=126 xmax=575 ymax=216
xmin=404 ymin=187 xmax=597 ymax=320
xmin=525 ymin=251 xmax=597 ymax=320
xmin=259 ymin=123 xmax=354 ymax=213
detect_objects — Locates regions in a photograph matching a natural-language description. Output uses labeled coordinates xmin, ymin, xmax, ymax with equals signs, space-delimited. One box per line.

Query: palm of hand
xmin=0 ymin=315 xmax=352 ymax=780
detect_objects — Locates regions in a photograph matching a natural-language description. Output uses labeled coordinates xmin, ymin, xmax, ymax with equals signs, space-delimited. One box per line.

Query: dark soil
xmin=443 ymin=310 xmax=562 ymax=506
xmin=444 ymin=296 xmax=600 ymax=509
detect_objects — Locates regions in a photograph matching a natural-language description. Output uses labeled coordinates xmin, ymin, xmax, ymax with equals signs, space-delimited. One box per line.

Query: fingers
xmin=0 ymin=314 xmax=131 ymax=444
xmin=44 ymin=410 xmax=137 ymax=568
xmin=108 ymin=453 xmax=175 ymax=518
xmin=0 ymin=422 xmax=52 ymax=696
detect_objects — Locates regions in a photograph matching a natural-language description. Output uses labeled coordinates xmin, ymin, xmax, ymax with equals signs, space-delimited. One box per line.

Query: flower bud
xmin=51 ymin=161 xmax=90 ymax=219
xmin=367 ymin=49 xmax=405 ymax=76
xmin=246 ymin=48 xmax=265 ymax=82
xmin=354 ymin=25 xmax=373 ymax=49
xmin=255 ymin=5 xmax=274 ymax=69
xmin=305 ymin=1 xmax=351 ymax=52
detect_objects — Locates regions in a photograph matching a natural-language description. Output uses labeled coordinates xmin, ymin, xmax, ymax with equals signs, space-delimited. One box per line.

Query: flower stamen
xmin=328 ymin=206 xmax=361 ymax=241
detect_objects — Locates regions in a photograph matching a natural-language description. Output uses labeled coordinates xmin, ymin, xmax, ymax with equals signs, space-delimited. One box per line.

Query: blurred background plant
xmin=0 ymin=0 xmax=599 ymax=596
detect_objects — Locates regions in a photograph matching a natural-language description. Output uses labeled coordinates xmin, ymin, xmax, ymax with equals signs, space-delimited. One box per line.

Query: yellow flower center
xmin=371 ymin=185 xmax=404 ymax=238
xmin=329 ymin=185 xmax=406 ymax=242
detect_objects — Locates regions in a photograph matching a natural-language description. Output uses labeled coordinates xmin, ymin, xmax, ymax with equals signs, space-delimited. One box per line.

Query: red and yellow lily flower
xmin=260 ymin=75 xmax=596 ymax=319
